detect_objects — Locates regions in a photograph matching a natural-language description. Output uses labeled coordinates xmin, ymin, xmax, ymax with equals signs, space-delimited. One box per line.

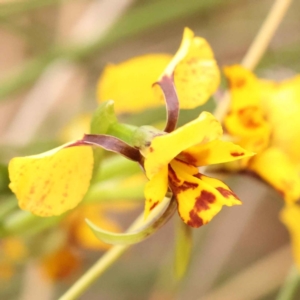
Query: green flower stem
xmin=241 ymin=0 xmax=293 ymax=70
xmin=59 ymin=213 xmax=146 ymax=300
xmin=276 ymin=265 xmax=300 ymax=300
xmin=174 ymin=219 xmax=192 ymax=280
xmin=107 ymin=123 xmax=138 ymax=145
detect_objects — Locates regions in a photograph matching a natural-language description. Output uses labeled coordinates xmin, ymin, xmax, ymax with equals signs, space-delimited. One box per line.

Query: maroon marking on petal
xmin=216 ymin=187 xmax=239 ymax=200
xmin=179 ymin=152 xmax=197 ymax=164
xmin=187 ymin=210 xmax=203 ymax=228
xmin=168 ymin=165 xmax=180 ymax=184
xmin=174 ymin=181 xmax=199 ymax=194
xmin=195 ymin=190 xmax=216 ymax=211
xmin=29 ymin=186 xmax=35 ymax=194
xmin=231 ymin=151 xmax=245 ymax=157
xmin=229 ymin=77 xmax=246 ymax=89
xmin=193 ymin=173 xmax=202 ymax=179
xmin=39 ymin=194 xmax=47 ymax=203
xmin=237 ymin=107 xmax=262 ymax=129
xmin=149 ymin=146 xmax=154 ymax=153
xmin=156 ymin=75 xmax=179 ymax=133
xmin=150 ymin=201 xmax=159 ymax=211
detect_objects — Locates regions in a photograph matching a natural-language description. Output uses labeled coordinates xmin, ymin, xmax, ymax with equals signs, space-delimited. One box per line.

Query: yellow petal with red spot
xmin=224 ymin=65 xmax=260 ymax=110
xmin=179 ymin=139 xmax=254 ymax=167
xmin=260 ymin=76 xmax=300 ymax=165
xmin=249 ymin=147 xmax=300 ymax=203
xmin=97 ymin=54 xmax=172 ymax=113
xmin=224 ymin=106 xmax=271 ymax=144
xmin=144 ymin=111 xmax=222 ymax=179
xmin=163 ymin=27 xmax=220 ymax=108
xmin=9 ymin=144 xmax=94 ymax=217
xmin=144 ymin=165 xmax=168 ymax=218
xmin=169 ymin=159 xmax=241 ymax=228
xmin=199 ymin=174 xmax=241 ymax=206
xmin=280 ymin=204 xmax=300 ymax=269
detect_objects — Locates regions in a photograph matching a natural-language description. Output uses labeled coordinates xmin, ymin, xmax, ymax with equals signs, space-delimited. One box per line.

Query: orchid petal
xmin=144 ymin=165 xmax=168 ymax=218
xmin=249 ymin=147 xmax=300 ymax=203
xmin=9 ymin=143 xmax=94 ymax=217
xmin=144 ymin=111 xmax=222 ymax=179
xmin=179 ymin=139 xmax=254 ymax=167
xmin=169 ymin=159 xmax=241 ymax=228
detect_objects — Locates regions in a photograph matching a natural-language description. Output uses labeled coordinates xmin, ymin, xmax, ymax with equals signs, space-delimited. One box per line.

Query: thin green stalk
xmin=241 ymin=0 xmax=293 ymax=70
xmin=58 ymin=212 xmax=146 ymax=300
xmin=276 ymin=265 xmax=300 ymax=300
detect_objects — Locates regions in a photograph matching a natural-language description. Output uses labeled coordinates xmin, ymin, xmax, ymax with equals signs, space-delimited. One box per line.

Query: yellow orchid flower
xmin=224 ymin=65 xmax=300 ymax=203
xmin=98 ymin=27 xmax=220 ymax=113
xmin=8 ymin=29 xmax=247 ymax=234
xmin=136 ymin=111 xmax=254 ymax=227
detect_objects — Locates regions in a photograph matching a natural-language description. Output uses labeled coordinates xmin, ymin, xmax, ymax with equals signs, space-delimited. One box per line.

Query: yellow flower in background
xmin=260 ymin=75 xmax=300 ymax=169
xmin=98 ymin=54 xmax=171 ymax=113
xmin=140 ymin=111 xmax=254 ymax=227
xmin=224 ymin=65 xmax=300 ymax=203
xmin=98 ymin=27 xmax=220 ymax=113
xmin=41 ymin=245 xmax=81 ymax=281
xmin=9 ymin=144 xmax=94 ymax=216
xmin=0 ymin=238 xmax=27 ymax=281
xmin=223 ymin=65 xmax=271 ymax=166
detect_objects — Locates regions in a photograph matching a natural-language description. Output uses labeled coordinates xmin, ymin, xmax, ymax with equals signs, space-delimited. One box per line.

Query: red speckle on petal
xmin=187 ymin=210 xmax=204 ymax=228
xmin=193 ymin=173 xmax=202 ymax=179
xmin=168 ymin=166 xmax=181 ymax=183
xmin=231 ymin=151 xmax=244 ymax=157
xmin=230 ymin=77 xmax=246 ymax=89
xmin=179 ymin=152 xmax=197 ymax=164
xmin=150 ymin=201 xmax=159 ymax=211
xmin=149 ymin=147 xmax=154 ymax=153
xmin=29 ymin=186 xmax=35 ymax=194
xmin=216 ymin=187 xmax=239 ymax=200
xmin=195 ymin=190 xmax=216 ymax=211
